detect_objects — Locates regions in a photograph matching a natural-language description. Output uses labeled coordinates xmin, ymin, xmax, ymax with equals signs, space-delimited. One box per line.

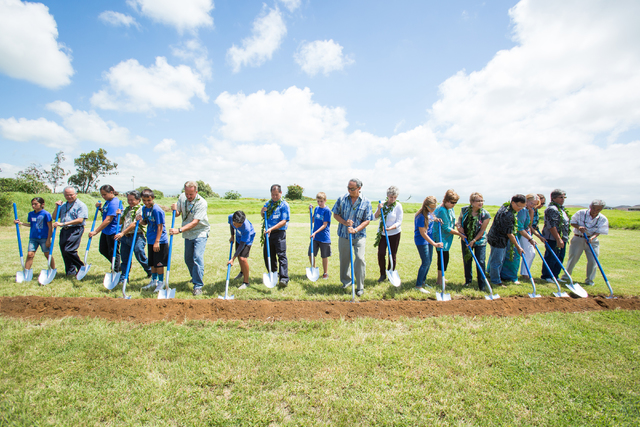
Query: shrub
xmin=224 ymin=190 xmax=241 ymax=200
xmin=0 ymin=192 xmax=11 ymax=225
xmin=0 ymin=177 xmax=50 ymax=194
xmin=285 ymin=184 xmax=304 ymax=200
xmin=135 ymin=187 xmax=164 ymax=198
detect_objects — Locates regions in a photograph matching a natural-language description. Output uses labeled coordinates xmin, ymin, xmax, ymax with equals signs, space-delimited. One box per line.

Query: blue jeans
xmin=415 ymin=244 xmax=433 ymax=287
xmin=462 ymin=242 xmax=487 ymax=285
xmin=541 ymin=239 xmax=566 ymax=279
xmin=185 ymin=236 xmax=207 ymax=288
xmin=120 ymin=234 xmax=151 ymax=278
xmin=488 ymin=245 xmax=507 ymax=285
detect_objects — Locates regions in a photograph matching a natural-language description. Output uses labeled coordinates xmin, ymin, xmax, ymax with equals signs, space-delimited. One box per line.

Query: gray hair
xmin=184 ymin=181 xmax=198 ymax=191
xmin=63 ymin=186 xmax=76 ymax=194
xmin=387 ymin=186 xmax=399 ymax=197
xmin=349 ymin=178 xmax=363 ymax=188
xmin=270 ymin=184 xmax=282 ymax=193
xmin=127 ymin=190 xmax=141 ymax=200
xmin=590 ymin=199 xmax=606 ymax=208
xmin=550 ymin=189 xmax=566 ymax=199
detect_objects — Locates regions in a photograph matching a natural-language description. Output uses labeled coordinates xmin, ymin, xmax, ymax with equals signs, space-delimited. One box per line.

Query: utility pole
xmin=132 ymin=176 xmax=135 ymax=190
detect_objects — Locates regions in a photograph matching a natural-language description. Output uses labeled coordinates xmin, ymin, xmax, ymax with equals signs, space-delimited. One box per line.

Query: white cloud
xmin=154 ymin=138 xmax=176 ymax=152
xmin=127 ymin=0 xmax=213 ymax=33
xmin=171 ymin=39 xmax=212 ymax=79
xmin=0 ymin=0 xmax=73 ymax=89
xmin=91 ymin=57 xmax=209 ymax=112
xmin=227 ymin=7 xmax=287 ymax=73
xmin=278 ymin=0 xmax=301 ymax=12
xmin=46 ymin=101 xmax=147 ymax=147
xmin=99 ymin=11 xmax=141 ymax=29
xmin=294 ymin=39 xmax=354 ymax=76
xmin=0 ymin=117 xmax=75 ymax=149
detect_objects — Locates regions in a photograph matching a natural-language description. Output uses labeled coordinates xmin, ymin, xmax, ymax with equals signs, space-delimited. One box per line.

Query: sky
xmin=0 ymin=0 xmax=639 ymax=205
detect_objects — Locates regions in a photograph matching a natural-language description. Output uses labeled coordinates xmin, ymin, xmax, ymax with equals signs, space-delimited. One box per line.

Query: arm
xmin=89 ymin=215 xmax=114 ymax=238
xmin=115 ymin=222 xmax=137 ymax=240
xmin=171 ymin=201 xmax=182 ymax=217
xmin=153 ymin=225 xmax=163 ymax=252
xmin=549 ymin=227 xmax=564 ymax=248
xmin=47 ymin=219 xmax=53 ymax=247
xmin=333 ymin=213 xmax=353 ymax=227
xmin=312 ymin=221 xmax=329 ymax=239
xmin=350 ymin=219 xmax=371 ymax=234
xmin=387 ymin=205 xmax=403 ymax=230
xmin=267 ymin=219 xmax=287 ymax=233
xmin=170 ymin=217 xmax=199 ymax=235
xmin=419 ymin=226 xmax=443 ymax=248
xmin=507 ymin=233 xmax=524 ymax=254
xmin=469 ymin=218 xmax=491 ymax=248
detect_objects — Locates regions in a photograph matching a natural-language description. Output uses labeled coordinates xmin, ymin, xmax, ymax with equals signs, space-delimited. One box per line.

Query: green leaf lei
xmin=549 ymin=201 xmax=572 ymax=239
xmin=502 ymin=201 xmax=519 ymax=262
xmin=373 ymin=200 xmax=396 ymax=248
xmin=260 ymin=200 xmax=281 ymax=246
xmin=462 ymin=206 xmax=483 ymax=262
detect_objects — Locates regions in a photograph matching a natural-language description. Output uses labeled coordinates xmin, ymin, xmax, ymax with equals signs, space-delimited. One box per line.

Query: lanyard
xmin=184 ymin=195 xmax=199 ymax=219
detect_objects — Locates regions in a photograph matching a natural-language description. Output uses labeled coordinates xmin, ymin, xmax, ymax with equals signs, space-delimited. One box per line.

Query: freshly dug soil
xmin=1 ymin=295 xmax=639 ymax=323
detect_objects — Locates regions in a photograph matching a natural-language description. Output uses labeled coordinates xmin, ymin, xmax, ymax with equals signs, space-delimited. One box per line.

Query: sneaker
xmin=321 ymin=273 xmax=329 ymax=279
xmin=142 ymin=279 xmax=156 ymax=290
xmin=192 ymin=287 xmax=203 ymax=296
xmin=558 ymin=277 xmax=568 ymax=283
xmin=238 ymin=283 xmax=248 ymax=290
xmin=464 ymin=282 xmax=471 ymax=287
xmin=342 ymin=282 xmax=351 ymax=289
xmin=544 ymin=278 xmax=555 ymax=283
xmin=513 ymin=280 xmax=521 ymax=285
xmin=234 ymin=272 xmax=243 ymax=280
xmin=356 ymin=289 xmax=364 ymax=297
xmin=416 ymin=286 xmax=430 ymax=294
xmin=278 ymin=279 xmax=288 ymax=288
xmin=154 ymin=281 xmax=165 ymax=293
xmin=377 ymin=275 xmax=386 ymax=283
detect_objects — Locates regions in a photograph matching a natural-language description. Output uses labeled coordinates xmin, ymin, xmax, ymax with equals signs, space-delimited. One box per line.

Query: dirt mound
xmin=1 ymin=295 xmax=639 ymax=323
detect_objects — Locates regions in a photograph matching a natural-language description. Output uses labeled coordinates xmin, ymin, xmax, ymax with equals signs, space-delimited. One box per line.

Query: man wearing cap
xmin=169 ymin=181 xmax=210 ymax=296
xmin=541 ymin=189 xmax=571 ymax=282
xmin=561 ymin=199 xmax=609 ymax=286
xmin=53 ymin=186 xmax=89 ymax=276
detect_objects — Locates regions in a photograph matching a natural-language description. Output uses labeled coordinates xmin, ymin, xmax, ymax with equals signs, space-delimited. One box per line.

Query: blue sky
xmin=1 ymin=0 xmax=639 ymax=205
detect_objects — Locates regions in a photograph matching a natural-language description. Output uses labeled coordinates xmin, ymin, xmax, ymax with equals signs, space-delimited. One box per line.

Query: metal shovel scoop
xmin=219 ymin=241 xmax=235 ymax=300
xmin=262 ymin=211 xmax=278 ymax=289
xmin=13 ymin=203 xmax=33 ymax=283
xmin=104 ymin=208 xmax=123 ymax=290
xmin=38 ymin=206 xmax=61 ymax=286
xmin=463 ymin=237 xmax=499 ymax=300
xmin=77 ymin=206 xmax=100 ymax=280
xmin=379 ymin=201 xmax=401 ymax=287
xmin=436 ymin=222 xmax=451 ymax=301
xmin=158 ymin=210 xmax=176 ymax=299
xmin=544 ymin=241 xmax=588 ymax=298
xmin=305 ymin=207 xmax=320 ymax=282
xmin=533 ymin=242 xmax=568 ymax=298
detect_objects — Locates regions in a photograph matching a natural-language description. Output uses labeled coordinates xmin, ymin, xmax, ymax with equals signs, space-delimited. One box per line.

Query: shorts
xmin=309 ymin=241 xmax=331 ymax=258
xmin=148 ymin=243 xmax=169 ymax=268
xmin=237 ymin=244 xmax=252 ymax=258
xmin=28 ymin=238 xmax=49 ymax=253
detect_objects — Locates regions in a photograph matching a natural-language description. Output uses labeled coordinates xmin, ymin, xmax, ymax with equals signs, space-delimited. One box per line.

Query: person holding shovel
xmin=114 ymin=190 xmax=152 ymax=283
xmin=261 ymin=184 xmax=291 ymax=288
xmin=455 ymin=192 xmax=491 ymax=289
xmin=541 ymin=189 xmax=570 ymax=282
xmin=88 ymin=185 xmax=122 ymax=274
xmin=228 ymin=210 xmax=255 ymax=290
xmin=169 ymin=181 xmax=210 ymax=296
xmin=332 ymin=178 xmax=374 ymax=296
xmin=433 ymin=189 xmax=466 ymax=287
xmin=373 ymin=186 xmax=403 ymax=283
xmin=53 ymin=186 xmax=89 ymax=276
xmin=138 ymin=189 xmax=169 ymax=292
xmin=14 ymin=197 xmax=56 ymax=273
xmin=309 ymin=192 xmax=332 ymax=279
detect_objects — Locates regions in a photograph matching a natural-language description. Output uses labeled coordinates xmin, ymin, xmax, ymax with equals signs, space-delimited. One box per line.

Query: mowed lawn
xmin=1 ymin=196 xmax=640 ymax=425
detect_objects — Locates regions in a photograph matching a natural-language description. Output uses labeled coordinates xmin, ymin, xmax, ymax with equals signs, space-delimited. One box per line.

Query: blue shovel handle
xmin=378 ymin=201 xmax=394 ymax=269
xmin=122 ymin=220 xmax=140 ymax=280
xmin=349 ymin=232 xmax=355 ymax=300
xmin=110 ymin=201 xmax=123 ymax=261
xmin=49 ymin=205 xmax=61 ymax=253
xmin=13 ymin=203 xmax=24 ymax=258
xmin=85 ymin=206 xmax=100 ymax=251
xmin=166 ymin=210 xmax=176 ymax=273
xmin=263 ymin=211 xmax=271 ymax=271
xmin=584 ymin=232 xmax=614 ymax=297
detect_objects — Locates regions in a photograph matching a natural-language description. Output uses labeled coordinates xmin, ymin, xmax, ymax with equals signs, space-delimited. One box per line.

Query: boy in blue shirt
xmin=309 ymin=192 xmax=332 ymax=279
xmin=137 ymin=189 xmax=169 ymax=293
xmin=260 ymin=184 xmax=291 ymax=287
xmin=228 ymin=210 xmax=255 ymax=289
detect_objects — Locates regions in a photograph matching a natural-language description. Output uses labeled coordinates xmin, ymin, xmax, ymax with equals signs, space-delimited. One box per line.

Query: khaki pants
xmin=562 ymin=235 xmax=599 ymax=285
xmin=339 ymin=236 xmax=366 ymax=291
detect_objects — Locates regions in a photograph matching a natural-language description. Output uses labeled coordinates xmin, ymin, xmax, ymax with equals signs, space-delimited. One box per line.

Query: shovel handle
xmin=264 ymin=211 xmax=272 ymax=273
xmin=85 ymin=206 xmax=101 ymax=251
xmin=166 ymin=210 xmax=176 ymax=274
xmin=378 ymin=201 xmax=395 ymax=269
xmin=584 ymin=233 xmax=614 ymax=297
xmin=544 ymin=240 xmax=572 ymax=284
xmin=349 ymin=232 xmax=355 ymax=300
xmin=13 ymin=203 xmax=24 ymax=258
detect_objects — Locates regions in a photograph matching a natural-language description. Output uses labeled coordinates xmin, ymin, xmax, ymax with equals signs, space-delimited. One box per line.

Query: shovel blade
xmin=103 ymin=272 xmax=121 ymax=290
xmin=158 ymin=288 xmax=176 ymax=299
xmin=218 ymin=294 xmax=235 ymax=300
xmin=263 ymin=272 xmax=278 ymax=288
xmin=386 ymin=270 xmax=401 ymax=287
xmin=553 ymin=291 xmax=569 ymax=298
xmin=16 ymin=269 xmax=32 ymax=283
xmin=528 ymin=293 xmax=542 ymax=298
xmin=306 ymin=267 xmax=320 ymax=282
xmin=436 ymin=292 xmax=451 ymax=302
xmin=38 ymin=268 xmax=57 ymax=286
xmin=76 ymin=265 xmax=91 ymax=281
xmin=566 ymin=283 xmax=588 ymax=298
xmin=485 ymin=293 xmax=500 ymax=300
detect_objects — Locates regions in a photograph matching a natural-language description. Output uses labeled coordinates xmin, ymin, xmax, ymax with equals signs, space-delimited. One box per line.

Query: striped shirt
xmin=331 ymin=193 xmax=374 ymax=239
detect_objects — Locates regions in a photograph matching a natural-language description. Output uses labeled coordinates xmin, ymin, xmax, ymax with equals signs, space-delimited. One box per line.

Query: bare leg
xmin=25 ymin=252 xmax=35 ymax=270
xmin=43 ymin=252 xmax=55 ymax=269
xmin=239 ymin=257 xmax=250 ymax=282
xmin=322 ymin=257 xmax=329 ymax=275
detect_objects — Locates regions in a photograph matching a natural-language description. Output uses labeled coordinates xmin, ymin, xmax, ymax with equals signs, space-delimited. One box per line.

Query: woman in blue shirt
xmin=414 ymin=196 xmax=443 ymax=293
xmin=89 ymin=184 xmax=122 ymax=273
xmin=433 ymin=189 xmax=466 ymax=287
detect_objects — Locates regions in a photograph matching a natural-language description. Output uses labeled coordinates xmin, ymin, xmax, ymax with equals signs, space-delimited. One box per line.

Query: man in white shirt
xmin=561 ymin=199 xmax=609 ymax=286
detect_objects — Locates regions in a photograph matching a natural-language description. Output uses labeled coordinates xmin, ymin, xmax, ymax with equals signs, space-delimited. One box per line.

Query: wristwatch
xmin=178 ymin=228 xmax=182 ymax=233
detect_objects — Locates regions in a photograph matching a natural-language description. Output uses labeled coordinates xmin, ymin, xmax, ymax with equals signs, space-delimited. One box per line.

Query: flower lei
xmin=502 ymin=201 xmax=519 ymax=261
xmin=549 ymin=201 xmax=571 ymax=239
xmin=373 ymin=200 xmax=396 ymax=248
xmin=260 ymin=199 xmax=281 ymax=246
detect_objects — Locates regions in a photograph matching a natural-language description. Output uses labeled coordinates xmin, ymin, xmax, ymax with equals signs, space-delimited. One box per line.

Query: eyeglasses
xmin=473 ymin=199 xmax=484 ymax=203
xmin=347 ymin=187 xmax=358 ymax=191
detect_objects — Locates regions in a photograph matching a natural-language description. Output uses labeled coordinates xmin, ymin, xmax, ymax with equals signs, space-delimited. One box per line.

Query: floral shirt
xmin=487 ymin=205 xmax=516 ymax=248
xmin=542 ymin=205 xmax=570 ymax=242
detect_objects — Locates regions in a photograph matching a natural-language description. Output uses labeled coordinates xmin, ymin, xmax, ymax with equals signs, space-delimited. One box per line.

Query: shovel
xmin=378 ymin=200 xmax=401 ymax=287
xmin=13 ymin=203 xmax=33 ymax=283
xmin=219 ymin=241 xmax=235 ymax=300
xmin=544 ymin=241 xmax=588 ymax=298
xmin=76 ymin=206 xmax=100 ymax=280
xmin=463 ymin=237 xmax=499 ymax=300
xmin=305 ymin=206 xmax=320 ymax=282
xmin=262 ymin=211 xmax=278 ymax=288
xmin=532 ymin=241 xmax=568 ymax=297
xmin=158 ymin=210 xmax=176 ymax=299
xmin=103 ymin=206 xmax=123 ymax=290
xmin=584 ymin=233 xmax=615 ymax=299
xmin=120 ymin=220 xmax=140 ymax=299
xmin=38 ymin=206 xmax=61 ymax=286
xmin=349 ymin=232 xmax=357 ymax=302
xmin=436 ymin=222 xmax=451 ymax=301
xmin=520 ymin=245 xmax=541 ymax=298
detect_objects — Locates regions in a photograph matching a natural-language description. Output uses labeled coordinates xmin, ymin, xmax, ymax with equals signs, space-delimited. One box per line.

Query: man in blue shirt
xmin=332 ymin=178 xmax=373 ymax=296
xmin=260 ymin=184 xmax=290 ymax=287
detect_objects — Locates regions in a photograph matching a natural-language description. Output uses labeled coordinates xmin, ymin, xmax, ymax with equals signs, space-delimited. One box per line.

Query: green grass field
xmin=2 ymin=195 xmax=640 ymax=425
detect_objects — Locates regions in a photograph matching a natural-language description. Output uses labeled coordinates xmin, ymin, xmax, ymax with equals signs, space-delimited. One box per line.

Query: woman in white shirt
xmin=373 ymin=186 xmax=403 ymax=282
